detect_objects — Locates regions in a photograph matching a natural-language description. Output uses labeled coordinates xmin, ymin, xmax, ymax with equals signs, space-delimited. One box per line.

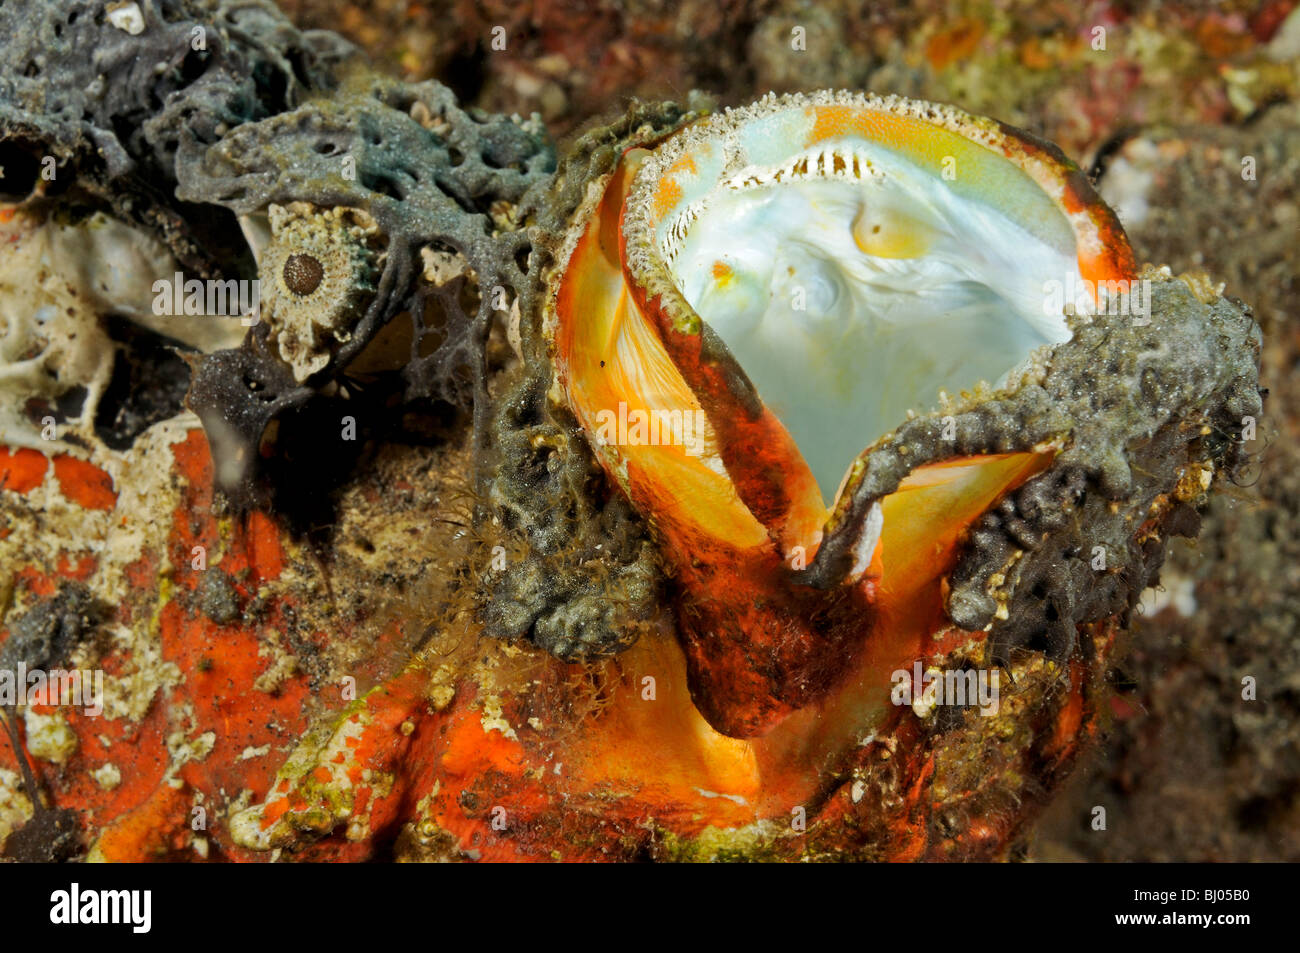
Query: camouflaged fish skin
xmin=1 ymin=0 xmax=555 ymax=507
xmin=0 ymin=0 xmax=353 ymax=274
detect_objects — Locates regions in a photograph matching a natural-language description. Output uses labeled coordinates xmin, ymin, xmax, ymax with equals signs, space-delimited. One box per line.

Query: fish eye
xmin=282 ymin=253 xmax=325 ymax=296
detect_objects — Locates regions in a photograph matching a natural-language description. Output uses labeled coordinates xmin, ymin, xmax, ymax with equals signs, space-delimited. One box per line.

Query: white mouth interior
xmin=666 ymin=145 xmax=1082 ymax=502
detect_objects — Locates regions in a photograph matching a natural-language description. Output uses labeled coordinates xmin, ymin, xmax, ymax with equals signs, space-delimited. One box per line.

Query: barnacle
xmin=259 ymin=202 xmax=385 ymax=382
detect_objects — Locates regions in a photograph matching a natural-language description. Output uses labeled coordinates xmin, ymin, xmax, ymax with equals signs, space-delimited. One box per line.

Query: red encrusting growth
xmin=52 ymin=456 xmax=117 ymax=511
xmin=0 ymin=447 xmax=48 ymax=493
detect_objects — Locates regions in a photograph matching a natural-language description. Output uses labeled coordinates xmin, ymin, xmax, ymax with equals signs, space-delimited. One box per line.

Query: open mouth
xmin=556 ymin=92 xmax=1139 ymax=559
xmin=551 ymin=91 xmax=1141 ymax=737
xmin=659 ymin=137 xmax=1082 ymax=502
xmin=624 ymin=97 xmax=1106 ymax=507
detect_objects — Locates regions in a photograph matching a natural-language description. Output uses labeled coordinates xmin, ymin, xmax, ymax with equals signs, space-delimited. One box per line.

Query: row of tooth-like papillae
xmin=657 ymin=143 xmax=886 ymax=268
